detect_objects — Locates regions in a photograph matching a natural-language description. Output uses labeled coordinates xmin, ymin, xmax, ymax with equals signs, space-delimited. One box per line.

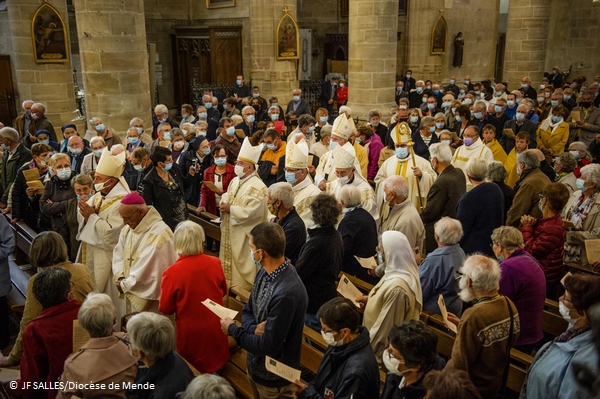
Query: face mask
xmin=223 ymin=104 xmax=229 ymax=111
xmin=69 ymin=147 xmax=83 ymax=155
xmin=57 ymin=168 xmax=71 ymax=181
xmin=538 ymin=200 xmax=543 ymax=213
xmin=235 ymin=164 xmax=246 ymax=177
xmin=441 ymin=140 xmax=451 ymax=145
xmin=442 ymin=101 xmax=451 ymax=108
xmin=494 ymin=105 xmax=503 ymax=113
xmin=163 ymin=132 xmax=172 ymax=141
xmin=236 ymin=79 xmax=242 ymax=85
xmin=396 ymin=147 xmax=408 ymax=159
xmin=537 ymin=97 xmax=545 ymax=103
xmin=371 ymin=121 xmax=379 ymax=127
xmin=128 ymin=137 xmax=139 ymax=145
xmin=226 ymin=127 xmax=236 ymax=136
xmin=308 ymin=126 xmax=316 ymax=134
xmin=576 ymin=178 xmax=586 ymax=191
xmin=435 ymin=122 xmax=444 ymax=129
xmin=552 ymin=116 xmax=563 ymax=124
xmin=39 ymin=139 xmax=49 ymax=145
xmin=422 ymin=97 xmax=428 ymax=104
xmin=293 ymin=95 xmax=300 ymax=102
xmin=163 ymin=162 xmax=173 ymax=171
xmin=94 ymin=180 xmax=109 ymax=192
xmin=285 ymin=171 xmax=298 ymax=185
xmin=460 ymin=90 xmax=466 ymax=95
xmin=329 ymin=141 xmax=339 ymax=150
xmin=133 ymin=164 xmax=144 ymax=172
xmin=246 ymin=115 xmax=255 ymax=123
xmin=433 ymin=90 xmax=440 ymax=95
xmin=496 ymin=255 xmax=505 ymax=262
xmin=399 ymin=105 xmax=407 ymax=110
xmin=451 ymin=107 xmax=456 ymax=114
xmin=410 ymin=116 xmax=419 ymax=124
xmin=31 ymin=114 xmax=39 ymax=120
xmin=76 ymin=193 xmax=93 ymax=201
xmin=95 ymin=124 xmax=105 ymax=133
xmin=198 ymin=112 xmax=208 ymax=119
xmin=449 ymin=79 xmax=455 ymax=85
xmin=321 ymin=330 xmax=344 ymax=347
xmin=252 ymin=105 xmax=261 ymax=112
xmin=201 ymin=148 xmax=211 ymax=156
xmin=559 ymin=301 xmax=579 ymax=324
xmin=564 ymin=95 xmax=571 ymax=101
xmin=268 ymin=202 xmax=278 ymax=216
xmin=416 ymin=87 xmax=423 ymax=94
xmin=93 ymin=149 xmax=103 ymax=158
xmin=521 ymin=83 xmax=529 ymax=89
xmin=507 ymin=100 xmax=515 ymax=107
xmin=173 ymin=141 xmax=185 ymax=150
xmin=551 ymin=100 xmax=559 ymax=108
xmin=378 ymin=252 xmax=384 ymax=264
xmin=266 ymin=143 xmax=276 ymax=151
xmin=426 ymin=85 xmax=432 ymax=90
xmin=406 ymin=74 xmax=411 ymax=79
xmin=474 ymin=91 xmax=480 ymax=96
xmin=214 ymin=157 xmax=227 ymax=167
xmin=252 ymin=93 xmax=260 ymax=98
xmin=271 ymin=114 xmax=279 ymax=121
xmin=464 ymin=137 xmax=474 ymax=146
xmin=465 ymin=80 xmax=470 ymax=85
xmin=197 ymin=131 xmax=207 ymax=137
xmin=494 ymin=91 xmax=502 ymax=97
xmin=182 ymin=113 xmax=188 ymax=118
xmin=250 ymin=249 xmax=262 ymax=268
xmin=455 ymin=115 xmax=462 ymax=123
xmin=515 ymin=112 xmax=525 ymax=122
xmin=271 ymin=103 xmax=278 ymax=108
xmin=316 ymin=116 xmax=328 ymax=125
xmin=463 ymin=98 xmax=472 ymax=105
xmin=473 ymin=112 xmax=483 ymax=119
xmin=204 ymin=102 xmax=212 ymax=110
xmin=427 ymin=103 xmax=435 ymax=110
xmin=581 ymin=101 xmax=592 ymax=109
xmin=429 ymin=126 xmax=436 ymax=133
xmin=339 ymin=83 xmax=345 ymax=88
xmin=337 ymin=176 xmax=350 ymax=185
xmin=383 ymin=350 xmax=401 ymax=376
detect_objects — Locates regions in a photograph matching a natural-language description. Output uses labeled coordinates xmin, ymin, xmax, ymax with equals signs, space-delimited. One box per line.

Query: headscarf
xmin=381 ymin=231 xmax=423 ymax=306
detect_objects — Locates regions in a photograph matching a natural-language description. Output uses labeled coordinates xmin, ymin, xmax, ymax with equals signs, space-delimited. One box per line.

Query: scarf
xmin=381 ymin=231 xmax=422 ymax=306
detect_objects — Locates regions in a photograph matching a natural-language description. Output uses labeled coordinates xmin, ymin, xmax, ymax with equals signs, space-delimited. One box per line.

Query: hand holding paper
xmin=202 ymin=298 xmax=238 ymax=320
xmin=337 ymin=274 xmax=363 ymax=307
xmin=265 ymin=356 xmax=301 ymax=383
xmin=438 ymin=294 xmax=458 ymax=333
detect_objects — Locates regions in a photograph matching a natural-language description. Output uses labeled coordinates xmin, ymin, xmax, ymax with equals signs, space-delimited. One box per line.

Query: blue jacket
xmin=299 ymin=326 xmax=380 ymax=399
xmin=419 ymin=244 xmax=466 ymax=317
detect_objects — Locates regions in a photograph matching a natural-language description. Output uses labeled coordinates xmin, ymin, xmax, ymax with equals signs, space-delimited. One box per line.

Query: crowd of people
xmin=0 ymin=70 xmax=600 ymax=399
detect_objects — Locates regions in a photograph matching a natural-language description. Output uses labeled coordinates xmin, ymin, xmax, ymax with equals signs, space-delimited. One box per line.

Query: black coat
xmin=408 ymin=91 xmax=423 ymax=109
xmin=179 ymin=148 xmax=212 ymax=206
xmin=0 ymin=143 xmax=32 ymax=203
xmin=40 ymin=172 xmax=77 ymax=251
xmin=234 ymin=121 xmax=257 ymax=143
xmin=298 ymin=327 xmax=380 ymax=399
xmin=411 ymin=131 xmax=440 ymax=159
xmin=381 ymin=357 xmax=446 ymax=399
xmin=126 ymin=351 xmax=194 ymax=399
xmin=501 ymin=119 xmax=538 ymax=154
xmin=11 ymin=162 xmax=47 ymax=231
xmin=521 ymin=85 xmax=538 ymax=100
xmin=320 ymin=80 xmax=338 ymax=106
xmin=295 ymin=225 xmax=343 ymax=315
xmin=420 ymin=165 xmax=466 ymax=253
xmin=278 ymin=208 xmax=306 ymax=265
xmin=121 ymin=160 xmax=142 ymax=193
xmin=190 ymin=118 xmax=219 ymax=143
xmin=401 ymin=77 xmax=416 ymax=92
xmin=286 ymin=99 xmax=312 ymax=117
xmin=338 ymin=208 xmax=379 ymax=286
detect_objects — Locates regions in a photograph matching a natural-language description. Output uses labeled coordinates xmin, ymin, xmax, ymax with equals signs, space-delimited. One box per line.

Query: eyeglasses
xmin=455 ymin=270 xmax=465 ymax=281
xmin=539 ymin=193 xmax=545 ymax=199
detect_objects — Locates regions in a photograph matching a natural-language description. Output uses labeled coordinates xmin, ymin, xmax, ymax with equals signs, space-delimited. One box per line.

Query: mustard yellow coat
xmin=537 ymin=121 xmax=569 ymax=159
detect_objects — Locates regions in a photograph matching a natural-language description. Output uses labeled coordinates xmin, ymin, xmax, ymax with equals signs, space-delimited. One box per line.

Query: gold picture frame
xmin=206 ymin=0 xmax=236 ymax=9
xmin=276 ymin=7 xmax=300 ymax=60
xmin=431 ymin=13 xmax=448 ymax=55
xmin=31 ymin=1 xmax=69 ymax=63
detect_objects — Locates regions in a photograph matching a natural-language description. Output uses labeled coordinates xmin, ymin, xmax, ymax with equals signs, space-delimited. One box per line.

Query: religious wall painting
xmin=431 ymin=12 xmax=448 ymax=55
xmin=276 ymin=8 xmax=300 ymax=60
xmin=206 ymin=0 xmax=236 ymax=9
xmin=31 ymin=1 xmax=69 ymax=63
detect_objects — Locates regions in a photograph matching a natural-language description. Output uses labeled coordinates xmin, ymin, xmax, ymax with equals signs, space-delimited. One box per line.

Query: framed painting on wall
xmin=206 ymin=0 xmax=236 ymax=9
xmin=31 ymin=1 xmax=69 ymax=63
xmin=276 ymin=8 xmax=300 ymax=60
xmin=431 ymin=13 xmax=448 ymax=55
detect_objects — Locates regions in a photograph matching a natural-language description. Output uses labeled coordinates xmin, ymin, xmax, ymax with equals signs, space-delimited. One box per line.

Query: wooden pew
xmin=186 ymin=204 xmax=221 ymax=242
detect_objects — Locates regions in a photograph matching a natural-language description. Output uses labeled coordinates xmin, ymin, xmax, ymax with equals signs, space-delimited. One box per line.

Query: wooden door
xmin=174 ymin=34 xmax=212 ymax=106
xmin=0 ymin=55 xmax=17 ymax=126
xmin=210 ymin=28 xmax=242 ymax=85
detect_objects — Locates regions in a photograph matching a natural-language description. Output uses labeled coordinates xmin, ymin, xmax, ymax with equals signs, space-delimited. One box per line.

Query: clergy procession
xmin=2 ymin=72 xmax=600 ymax=399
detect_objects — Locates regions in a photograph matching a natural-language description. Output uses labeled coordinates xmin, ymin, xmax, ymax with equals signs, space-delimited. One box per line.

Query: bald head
xmin=68 ymin=135 xmax=83 ymax=150
xmin=529 ymin=148 xmax=545 ymax=162
xmin=111 ymin=144 xmax=125 ymax=155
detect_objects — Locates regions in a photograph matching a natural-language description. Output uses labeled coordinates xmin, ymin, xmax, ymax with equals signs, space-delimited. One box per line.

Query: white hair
xmin=268 ymin=182 xmax=294 ymax=209
xmin=429 ymin=143 xmax=452 ymax=163
xmin=339 ymin=106 xmax=352 ymax=116
xmin=474 ymin=100 xmax=487 ymax=110
xmin=269 ymin=106 xmax=279 ymax=112
xmin=78 ymin=293 xmax=116 ymax=338
xmin=339 ymin=185 xmax=362 ymax=208
xmin=460 ymin=255 xmax=502 ymax=293
xmin=517 ymin=150 xmax=540 ymax=170
xmin=466 ymin=158 xmax=488 ymax=181
xmin=581 ymin=164 xmax=600 ymax=188
xmin=231 ymin=115 xmax=243 ymax=125
xmin=383 ymin=175 xmax=409 ymax=200
xmin=22 ymin=100 xmax=34 ymax=109
xmin=0 ymin=127 xmax=19 ymax=142
xmin=32 ymin=102 xmax=46 ymax=112
xmin=434 ymin=217 xmax=463 ymax=245
xmin=154 ymin=104 xmax=168 ymax=115
xmin=129 ymin=117 xmax=143 ymax=126
xmin=182 ymin=375 xmax=235 ymax=399
xmin=242 ymin=105 xmax=254 ymax=114
xmin=89 ymin=117 xmax=102 ymax=127
xmin=174 ymin=220 xmax=205 ymax=256
xmin=127 ymin=312 xmax=175 ymax=362
xmin=487 ymin=161 xmax=507 ymax=182
xmin=90 ymin=136 xmax=105 ymax=146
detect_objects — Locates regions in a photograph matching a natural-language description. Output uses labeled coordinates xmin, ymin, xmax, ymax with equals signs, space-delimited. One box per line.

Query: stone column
xmin=73 ymin=0 xmax=152 ymax=138
xmin=346 ymin=0 xmax=398 ymax=119
xmin=6 ymin=0 xmax=80 ymax=138
xmin=249 ymin=0 xmax=298 ymax=108
xmin=404 ymin=0 xmax=442 ymax=82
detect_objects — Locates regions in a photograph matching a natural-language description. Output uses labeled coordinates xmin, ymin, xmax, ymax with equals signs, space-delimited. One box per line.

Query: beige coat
xmin=563 ymin=190 xmax=600 ymax=269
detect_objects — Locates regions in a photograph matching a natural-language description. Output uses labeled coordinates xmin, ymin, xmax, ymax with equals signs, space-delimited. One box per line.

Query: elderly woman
xmin=490 ymin=226 xmax=546 ymax=354
xmin=0 ymin=232 xmax=92 ymax=367
xmin=564 ymin=164 xmax=600 ymax=270
xmin=126 ymin=312 xmax=195 ymax=399
xmin=338 ymin=185 xmax=379 ymax=280
xmin=359 ymin=231 xmax=422 ymax=360
xmin=537 ymin=106 xmax=569 ymax=162
xmin=181 ymin=375 xmax=236 ymax=399
xmin=569 ymin=141 xmax=593 ymax=178
xmin=179 ymin=137 xmax=212 ymax=206
xmin=57 ymin=293 xmax=137 ymax=399
xmin=520 ymin=274 xmax=600 ymax=399
xmin=167 ymin=128 xmax=189 ymax=164
xmin=412 ymin=116 xmax=439 ymax=159
xmin=356 ymin=123 xmax=384 ymax=182
xmin=292 ymin=298 xmax=380 ymax=399
xmin=159 ymin=221 xmax=229 ymax=373
xmin=81 ymin=136 xmax=105 ymax=176
xmin=65 ymin=173 xmax=94 ymax=261
xmin=296 ymin=193 xmax=343 ymax=331
xmin=488 ymin=161 xmax=514 ymax=221
xmin=554 ymin=152 xmax=578 ymax=193
xmin=381 ymin=321 xmax=445 ymax=399
xmin=520 ymin=182 xmax=570 ymax=298
xmin=40 ymin=153 xmax=77 ymax=257
xmin=433 ymin=112 xmax=447 ymax=136
xmin=90 ymin=116 xmax=122 ymax=148
xmin=198 ymin=144 xmax=235 ymax=215
xmin=419 ymin=217 xmax=466 ymax=317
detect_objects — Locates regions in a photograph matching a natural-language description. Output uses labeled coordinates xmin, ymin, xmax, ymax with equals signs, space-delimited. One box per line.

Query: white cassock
xmin=219 ymin=174 xmax=269 ymax=291
xmin=451 ymin=139 xmax=495 ymax=191
xmin=112 ymin=206 xmax=178 ymax=314
xmin=77 ymin=180 xmax=130 ymax=326
xmin=315 ymin=142 xmax=360 ymax=186
xmin=292 ymin=178 xmax=322 ymax=229
xmin=327 ymin=174 xmax=379 ymax=221
xmin=374 ymin=154 xmax=436 ymax=214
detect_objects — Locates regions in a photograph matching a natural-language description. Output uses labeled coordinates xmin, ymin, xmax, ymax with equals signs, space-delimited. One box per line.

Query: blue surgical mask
xmin=449 ymin=79 xmax=455 ymax=85
xmin=271 ymin=103 xmax=278 ymax=108
xmin=576 ymin=178 xmax=586 ymax=191
xmin=133 ymin=164 xmax=144 ymax=172
xmin=564 ymin=95 xmax=571 ymax=101
xmin=537 ymin=97 xmax=545 ymax=104
xmin=285 ymin=171 xmax=298 ymax=185
xmin=516 ymin=112 xmax=525 ymax=122
xmin=552 ymin=116 xmax=563 ymax=124
xmin=441 ymin=140 xmax=451 ymax=145
xmin=320 ymin=116 xmax=328 ymax=124
xmin=76 ymin=193 xmax=93 ymax=201
xmin=182 ymin=113 xmax=188 ymax=118
xmin=202 ymin=148 xmax=211 ymax=156
xmin=236 ymin=79 xmax=242 ymax=85
xmin=496 ymin=255 xmax=505 ymax=262
xmin=496 ymin=91 xmax=503 ymax=97
xmin=271 ymin=114 xmax=279 ymax=121
xmin=57 ymin=168 xmax=71 ymax=181
xmin=197 ymin=131 xmax=207 ymax=137
xmin=163 ymin=132 xmax=172 ymax=140
xmin=455 ymin=115 xmax=462 ymax=123
xmin=434 ymin=90 xmax=440 ymax=95
xmin=494 ymin=105 xmax=503 ymax=113
xmin=128 ymin=137 xmax=139 ymax=145
xmin=95 ymin=124 xmax=105 ymax=133
xmin=570 ymin=150 xmax=580 ymax=159
xmin=163 ymin=162 xmax=173 ymax=171
xmin=427 ymin=103 xmax=435 ymax=110
xmin=507 ymin=100 xmax=515 ymax=107
xmin=308 ymin=126 xmax=316 ymax=133
xmin=246 ymin=115 xmax=255 ymax=123
xmin=252 ymin=93 xmax=260 ymax=98
xmin=451 ymin=107 xmax=456 ymax=114
xmin=329 ymin=141 xmax=339 ymax=150
xmin=551 ymin=100 xmax=559 ymax=107
xmin=199 ymin=112 xmax=208 ymax=119
xmin=250 ymin=249 xmax=262 ymax=268
xmin=422 ymin=97 xmax=428 ymax=104
xmin=442 ymin=101 xmax=451 ymax=108
xmin=416 ymin=87 xmax=423 ymax=94
xmin=293 ymin=95 xmax=300 ymax=102
xmin=429 ymin=126 xmax=436 ymax=133
xmin=39 ymin=139 xmax=49 ymax=145
xmin=266 ymin=144 xmax=276 ymax=151
xmin=473 ymin=112 xmax=483 ymax=119
xmin=204 ymin=102 xmax=212 ymax=110
xmin=463 ymin=98 xmax=472 ymax=105
xmin=136 ymin=127 xmax=143 ymax=134
xmin=93 ymin=150 xmax=103 ymax=158
xmin=410 ymin=116 xmax=419 ymax=124
xmin=522 ymin=83 xmax=529 ymax=89
xmin=435 ymin=122 xmax=444 ymax=129
xmin=223 ymin=104 xmax=228 ymax=111
xmin=226 ymin=127 xmax=236 ymax=136
xmin=396 ymin=147 xmax=408 ymax=159
xmin=214 ymin=157 xmax=227 ymax=166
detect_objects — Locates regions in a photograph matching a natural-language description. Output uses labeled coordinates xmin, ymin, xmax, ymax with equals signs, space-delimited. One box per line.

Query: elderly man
xmin=265 ymin=105 xmax=281 ymax=123
xmin=420 ymin=143 xmax=466 ymax=252
xmin=446 ymin=255 xmax=519 ymax=399
xmin=520 ymin=76 xmax=537 ymax=99
xmin=540 ymin=92 xmax=563 ymax=122
xmin=90 ymin=117 xmax=121 ymax=149
xmin=67 ymin=135 xmax=91 ymax=174
xmin=451 ymin=126 xmax=494 ymax=191
xmin=268 ymin=182 xmax=306 ymax=264
xmin=288 ymin=114 xmax=316 ymax=151
xmin=129 ymin=117 xmax=152 ymax=144
xmin=505 ymin=150 xmax=551 ymax=227
xmin=153 ymin=104 xmax=176 ymax=139
xmin=59 ymin=124 xmax=85 ymax=153
xmin=501 ymin=103 xmax=537 ymax=154
xmin=29 ymin=102 xmax=56 ymax=144
xmin=472 ymin=100 xmax=498 ymax=132
xmin=286 ymin=88 xmax=312 ymax=117
xmin=326 ymin=145 xmax=378 ymax=220
xmin=148 ymin=122 xmax=171 ymax=155
xmin=375 ymin=122 xmax=436 ymax=213
xmin=77 ymin=148 xmax=130 ymax=327
xmin=125 ymin=127 xmax=146 ymax=154
xmin=219 ymin=137 xmax=269 ymax=290
xmin=13 ymin=100 xmax=35 ymax=140
xmin=493 ymin=98 xmax=511 ymax=129
xmin=567 ymin=91 xmax=600 ymax=147
xmin=113 ymin=193 xmax=177 ymax=314
xmin=441 ymin=93 xmax=455 ymax=115
xmin=379 ymin=175 xmax=425 ymax=253
xmin=562 ymin=87 xmax=577 ymax=111
xmin=408 ymin=80 xmax=425 ymax=109
xmin=234 ymin=105 xmax=257 ymax=143
xmin=1 ymin=127 xmax=32 ymax=208
xmin=200 ymin=94 xmax=219 ymax=121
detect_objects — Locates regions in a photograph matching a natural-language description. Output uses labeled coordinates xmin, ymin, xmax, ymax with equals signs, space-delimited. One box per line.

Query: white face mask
xmin=559 ymin=301 xmax=579 ymax=326
xmin=337 ymin=176 xmax=349 ymax=185
xmin=321 ymin=330 xmax=344 ymax=347
xmin=94 ymin=180 xmax=110 ymax=192
xmin=383 ymin=349 xmax=402 ymax=375
xmin=234 ymin=164 xmax=246 ymax=177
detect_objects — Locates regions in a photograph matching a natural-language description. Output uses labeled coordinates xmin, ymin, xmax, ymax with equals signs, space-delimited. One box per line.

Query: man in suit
xmin=420 ymin=143 xmax=466 ymax=253
xmin=320 ymin=76 xmax=338 ymax=114
xmin=520 ymin=76 xmax=538 ymax=100
xmin=500 ymin=104 xmax=537 ymax=154
xmin=12 ymin=100 xmax=34 ymax=141
xmin=0 ymin=127 xmax=32 ymax=208
xmin=401 ymin=70 xmax=416 ymax=92
xmin=286 ymin=88 xmax=312 ymax=117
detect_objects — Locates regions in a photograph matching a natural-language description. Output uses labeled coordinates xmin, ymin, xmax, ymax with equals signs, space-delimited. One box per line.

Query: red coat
xmin=520 ymin=213 xmax=566 ymax=286
xmin=574 ymin=158 xmax=591 ymax=178
xmin=199 ymin=164 xmax=235 ymax=214
xmin=19 ymin=300 xmax=81 ymax=399
xmin=337 ymin=86 xmax=348 ymax=105
xmin=159 ymin=253 xmax=230 ymax=373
